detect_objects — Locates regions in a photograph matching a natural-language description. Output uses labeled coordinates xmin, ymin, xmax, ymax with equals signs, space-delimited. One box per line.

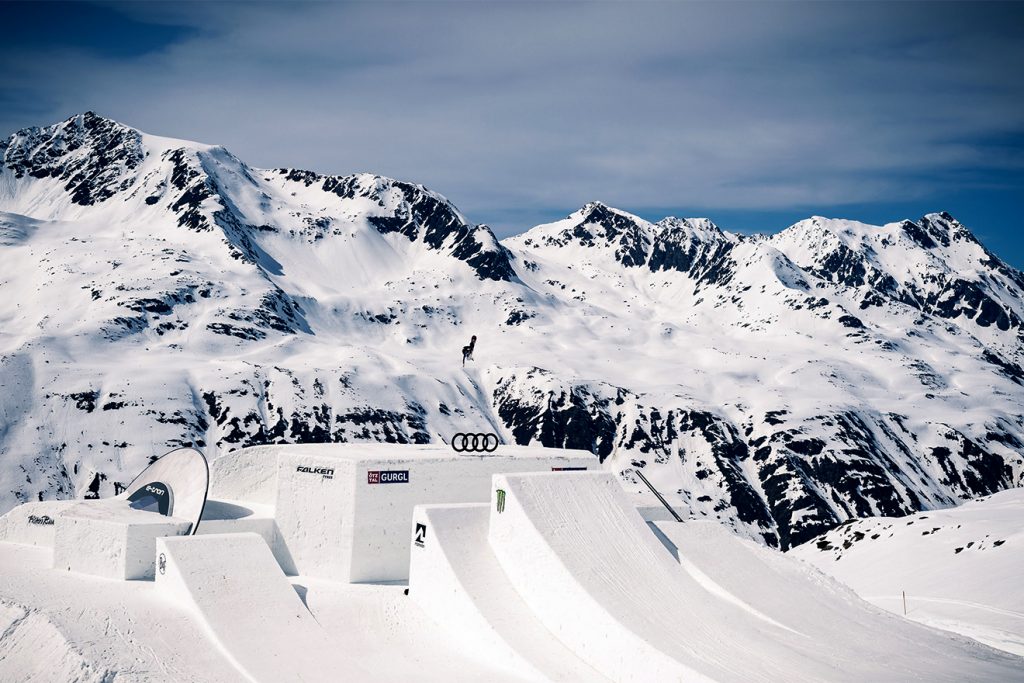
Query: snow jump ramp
xmin=484 ymin=471 xmax=1022 ymax=683
xmin=155 ymin=532 xmax=366 ymax=683
xmin=408 ymin=503 xmax=607 ymax=682
xmin=211 ymin=442 xmax=592 ymax=584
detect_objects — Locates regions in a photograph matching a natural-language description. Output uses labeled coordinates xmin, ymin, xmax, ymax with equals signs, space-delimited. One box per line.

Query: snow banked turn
xmin=1 ymin=112 xmax=1023 ymax=549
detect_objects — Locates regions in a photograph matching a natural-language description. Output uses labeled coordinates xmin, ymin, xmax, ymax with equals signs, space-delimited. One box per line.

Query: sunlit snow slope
xmin=1 ymin=112 xmax=1022 ymax=548
xmin=790 ymin=487 xmax=1024 ymax=656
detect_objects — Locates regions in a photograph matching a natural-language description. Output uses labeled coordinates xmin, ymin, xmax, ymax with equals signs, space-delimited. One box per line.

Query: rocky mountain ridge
xmin=1 ymin=112 xmax=1021 ymax=548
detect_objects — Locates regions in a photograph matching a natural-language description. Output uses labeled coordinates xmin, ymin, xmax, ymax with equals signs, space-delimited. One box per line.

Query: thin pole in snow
xmin=902 ymin=591 xmax=907 ymax=616
xmin=635 ymin=470 xmax=683 ymax=523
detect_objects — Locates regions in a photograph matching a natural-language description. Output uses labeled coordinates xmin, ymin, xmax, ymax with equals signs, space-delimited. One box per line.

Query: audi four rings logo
xmin=451 ymin=433 xmax=499 ymax=452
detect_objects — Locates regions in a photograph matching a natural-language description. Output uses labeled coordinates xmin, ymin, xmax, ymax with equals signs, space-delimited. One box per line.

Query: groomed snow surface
xmin=0 ymin=445 xmax=1021 ymax=682
xmin=791 ymin=487 xmax=1024 ymax=658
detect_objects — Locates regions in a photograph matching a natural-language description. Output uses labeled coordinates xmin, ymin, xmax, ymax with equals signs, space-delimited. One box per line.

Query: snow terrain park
xmin=1 ymin=112 xmax=1023 ymax=682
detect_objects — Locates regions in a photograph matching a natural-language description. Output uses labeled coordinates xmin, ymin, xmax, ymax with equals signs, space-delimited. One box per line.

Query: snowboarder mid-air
xmin=462 ymin=335 xmax=477 ymax=366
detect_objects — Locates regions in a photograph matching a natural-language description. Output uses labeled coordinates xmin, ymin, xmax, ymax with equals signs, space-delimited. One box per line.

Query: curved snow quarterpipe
xmin=118 ymin=447 xmax=209 ymax=534
xmin=487 ymin=471 xmax=1024 ymax=683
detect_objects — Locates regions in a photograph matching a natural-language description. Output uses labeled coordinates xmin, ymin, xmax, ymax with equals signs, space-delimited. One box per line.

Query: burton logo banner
xmin=414 ymin=522 xmax=427 ymax=548
xmin=496 ymin=489 xmax=506 ymax=513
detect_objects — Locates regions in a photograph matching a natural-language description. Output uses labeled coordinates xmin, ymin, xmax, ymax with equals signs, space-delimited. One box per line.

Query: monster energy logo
xmin=496 ymin=489 xmax=506 ymax=513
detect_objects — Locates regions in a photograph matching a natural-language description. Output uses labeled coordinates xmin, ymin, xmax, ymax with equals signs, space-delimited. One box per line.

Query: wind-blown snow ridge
xmin=1 ymin=112 xmax=1022 ymax=549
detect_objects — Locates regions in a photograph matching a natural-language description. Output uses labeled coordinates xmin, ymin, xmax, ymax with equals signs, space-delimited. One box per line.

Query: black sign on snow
xmin=414 ymin=523 xmax=427 ymax=548
xmin=127 ymin=480 xmax=173 ymax=516
xmin=367 ymin=470 xmax=410 ymax=484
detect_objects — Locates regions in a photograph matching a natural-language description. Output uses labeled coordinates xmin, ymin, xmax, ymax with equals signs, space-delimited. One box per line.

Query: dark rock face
xmin=493 ymin=368 xmax=621 ymax=460
xmin=923 ymin=277 xmax=1021 ymax=332
xmin=489 ymin=369 xmax=1023 ymax=549
xmin=200 ymin=372 xmax=431 ymax=450
xmin=2 ymin=112 xmax=145 ymax=206
xmin=278 ymin=169 xmax=517 ymax=282
xmin=536 ymin=203 xmax=652 ymax=268
xmin=531 ymin=206 xmax=746 ymax=292
xmin=166 ymin=148 xmax=216 ymax=232
xmin=649 ymin=224 xmax=736 ymax=288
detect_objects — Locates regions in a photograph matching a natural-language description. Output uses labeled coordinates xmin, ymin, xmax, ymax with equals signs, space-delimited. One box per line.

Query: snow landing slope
xmin=0 ymin=112 xmax=1022 ymax=549
xmin=790 ymin=487 xmax=1024 ymax=657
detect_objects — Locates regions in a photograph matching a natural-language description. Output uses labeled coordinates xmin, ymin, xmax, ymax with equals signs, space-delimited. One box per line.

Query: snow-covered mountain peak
xmin=511 ymin=201 xmax=655 ymax=269
xmin=1 ymin=111 xmax=148 ymax=211
xmin=909 ymin=211 xmax=980 ymax=249
xmin=772 ymin=211 xmax=989 ymax=268
xmin=655 ymin=216 xmax=733 ymax=242
xmin=768 ymin=213 xmax=1024 ymax=347
xmin=265 ymin=167 xmax=516 ymax=282
xmin=1 ymin=112 xmax=1022 ymax=554
xmin=1 ymin=112 xmax=516 ymax=284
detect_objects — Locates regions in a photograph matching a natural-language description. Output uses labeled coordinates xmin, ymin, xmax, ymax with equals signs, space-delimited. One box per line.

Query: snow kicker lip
xmin=451 ymin=433 xmax=499 ymax=453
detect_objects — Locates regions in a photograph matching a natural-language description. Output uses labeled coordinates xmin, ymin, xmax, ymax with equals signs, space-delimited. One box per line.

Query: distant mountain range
xmin=1 ymin=112 xmax=1021 ymax=548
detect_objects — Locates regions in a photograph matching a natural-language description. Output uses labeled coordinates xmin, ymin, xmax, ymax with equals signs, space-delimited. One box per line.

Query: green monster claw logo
xmin=496 ymin=488 xmax=506 ymax=513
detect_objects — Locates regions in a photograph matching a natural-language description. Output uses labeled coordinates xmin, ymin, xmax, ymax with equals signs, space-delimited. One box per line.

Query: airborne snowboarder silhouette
xmin=462 ymin=335 xmax=477 ymax=366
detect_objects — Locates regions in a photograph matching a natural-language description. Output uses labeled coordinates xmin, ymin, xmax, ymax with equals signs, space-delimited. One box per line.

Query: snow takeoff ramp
xmin=408 ymin=503 xmax=607 ymax=682
xmin=155 ymin=532 xmax=365 ymax=683
xmin=488 ymin=472 xmax=1023 ymax=683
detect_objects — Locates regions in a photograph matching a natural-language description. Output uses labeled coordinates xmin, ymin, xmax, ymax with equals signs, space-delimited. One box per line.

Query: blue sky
xmin=1 ymin=1 xmax=1022 ymax=267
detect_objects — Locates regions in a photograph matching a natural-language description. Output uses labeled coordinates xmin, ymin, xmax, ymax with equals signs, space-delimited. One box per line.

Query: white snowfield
xmin=790 ymin=487 xmax=1024 ymax=657
xmin=653 ymin=519 xmax=1024 ymax=671
xmin=0 ymin=444 xmax=1022 ymax=682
